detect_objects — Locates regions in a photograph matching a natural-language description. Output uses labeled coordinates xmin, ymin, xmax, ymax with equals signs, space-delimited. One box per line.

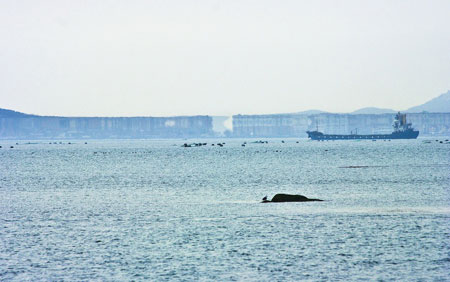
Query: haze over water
xmin=1 ymin=139 xmax=449 ymax=280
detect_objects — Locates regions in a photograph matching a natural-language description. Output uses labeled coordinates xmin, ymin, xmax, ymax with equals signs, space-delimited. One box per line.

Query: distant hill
xmin=0 ymin=108 xmax=35 ymax=118
xmin=406 ymin=90 xmax=450 ymax=113
xmin=294 ymin=109 xmax=328 ymax=115
xmin=351 ymin=107 xmax=396 ymax=114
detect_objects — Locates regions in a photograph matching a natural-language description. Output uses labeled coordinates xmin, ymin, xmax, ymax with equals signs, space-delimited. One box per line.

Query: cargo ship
xmin=306 ymin=112 xmax=419 ymax=140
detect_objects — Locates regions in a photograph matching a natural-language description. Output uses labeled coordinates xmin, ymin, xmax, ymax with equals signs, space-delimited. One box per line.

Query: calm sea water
xmin=1 ymin=139 xmax=449 ymax=281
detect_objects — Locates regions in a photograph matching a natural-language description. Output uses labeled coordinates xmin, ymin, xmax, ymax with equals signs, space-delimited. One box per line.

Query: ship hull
xmin=306 ymin=130 xmax=419 ymax=140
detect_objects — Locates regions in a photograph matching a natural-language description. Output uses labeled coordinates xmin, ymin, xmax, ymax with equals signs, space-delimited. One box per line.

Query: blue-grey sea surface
xmin=1 ymin=139 xmax=449 ymax=281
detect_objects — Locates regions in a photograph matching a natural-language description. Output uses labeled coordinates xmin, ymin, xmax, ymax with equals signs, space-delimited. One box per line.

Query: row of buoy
xmin=3 ymin=141 xmax=89 ymax=146
xmin=243 ymin=140 xmax=299 ymax=146
xmin=182 ymin=142 xmax=227 ymax=147
xmin=48 ymin=142 xmax=88 ymax=144
xmin=423 ymin=139 xmax=450 ymax=144
xmin=0 ymin=141 xmax=89 ymax=147
xmin=1 ymin=141 xmax=91 ymax=149
xmin=182 ymin=140 xmax=304 ymax=148
xmin=182 ymin=142 xmax=207 ymax=147
xmin=251 ymin=140 xmax=269 ymax=144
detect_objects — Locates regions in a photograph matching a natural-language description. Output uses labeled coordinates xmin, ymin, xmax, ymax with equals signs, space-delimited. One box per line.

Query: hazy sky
xmin=1 ymin=0 xmax=449 ymax=117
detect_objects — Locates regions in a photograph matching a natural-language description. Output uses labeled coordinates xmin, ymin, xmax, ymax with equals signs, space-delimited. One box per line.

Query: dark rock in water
xmin=262 ymin=193 xmax=323 ymax=203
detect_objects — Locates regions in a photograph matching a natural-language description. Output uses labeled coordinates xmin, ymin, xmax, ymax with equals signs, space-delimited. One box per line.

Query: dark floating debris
xmin=10 ymin=146 xmax=14 ymax=148
xmin=251 ymin=140 xmax=267 ymax=144
xmin=182 ymin=142 xmax=211 ymax=147
xmin=339 ymin=165 xmax=387 ymax=168
xmin=262 ymin=194 xmax=323 ymax=203
xmin=427 ymin=139 xmax=450 ymax=144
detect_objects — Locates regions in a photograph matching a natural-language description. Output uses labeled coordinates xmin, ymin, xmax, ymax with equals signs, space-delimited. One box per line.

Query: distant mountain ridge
xmin=294 ymin=109 xmax=328 ymax=115
xmin=0 ymin=108 xmax=35 ymax=118
xmin=1 ymin=90 xmax=449 ymax=119
xmin=293 ymin=91 xmax=450 ymax=115
xmin=343 ymin=90 xmax=450 ymax=114
xmin=350 ymin=107 xmax=396 ymax=114
xmin=406 ymin=90 xmax=450 ymax=113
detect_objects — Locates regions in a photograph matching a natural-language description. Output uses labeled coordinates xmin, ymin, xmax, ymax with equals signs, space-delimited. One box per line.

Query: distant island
xmin=405 ymin=90 xmax=450 ymax=113
xmin=350 ymin=107 xmax=397 ymax=115
xmin=232 ymin=90 xmax=450 ymax=137
xmin=1 ymin=91 xmax=449 ymax=139
xmin=309 ymin=90 xmax=450 ymax=115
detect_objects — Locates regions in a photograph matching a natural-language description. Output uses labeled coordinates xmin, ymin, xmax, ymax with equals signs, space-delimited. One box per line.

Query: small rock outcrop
xmin=262 ymin=193 xmax=323 ymax=203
